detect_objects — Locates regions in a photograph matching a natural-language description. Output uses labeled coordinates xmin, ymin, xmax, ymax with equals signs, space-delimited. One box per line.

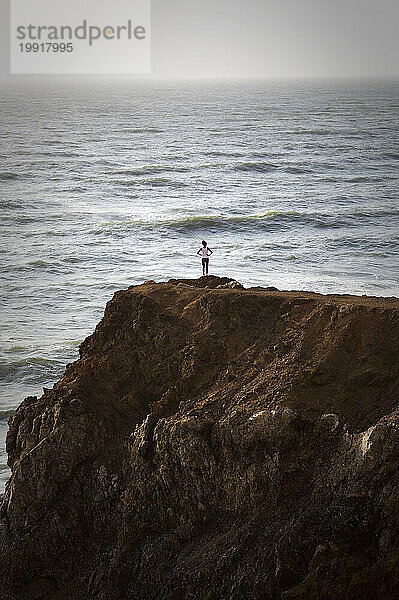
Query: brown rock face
xmin=1 ymin=276 xmax=399 ymax=600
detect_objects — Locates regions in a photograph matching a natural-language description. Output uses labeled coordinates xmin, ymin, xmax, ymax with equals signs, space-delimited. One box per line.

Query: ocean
xmin=1 ymin=79 xmax=398 ymax=492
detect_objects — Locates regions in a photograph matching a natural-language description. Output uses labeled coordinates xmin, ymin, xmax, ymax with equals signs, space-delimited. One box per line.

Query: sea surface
xmin=1 ymin=79 xmax=399 ymax=492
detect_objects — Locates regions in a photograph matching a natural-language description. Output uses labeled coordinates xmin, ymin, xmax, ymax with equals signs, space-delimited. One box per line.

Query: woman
xmin=197 ymin=240 xmax=213 ymax=275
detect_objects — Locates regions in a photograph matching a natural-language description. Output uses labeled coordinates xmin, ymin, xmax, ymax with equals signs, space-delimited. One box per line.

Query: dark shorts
xmin=201 ymin=258 xmax=209 ymax=266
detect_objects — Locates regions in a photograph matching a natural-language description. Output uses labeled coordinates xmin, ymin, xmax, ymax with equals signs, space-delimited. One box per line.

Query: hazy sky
xmin=1 ymin=0 xmax=399 ymax=79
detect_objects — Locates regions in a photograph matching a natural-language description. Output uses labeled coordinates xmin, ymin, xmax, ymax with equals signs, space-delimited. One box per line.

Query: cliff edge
xmin=1 ymin=276 xmax=399 ymax=600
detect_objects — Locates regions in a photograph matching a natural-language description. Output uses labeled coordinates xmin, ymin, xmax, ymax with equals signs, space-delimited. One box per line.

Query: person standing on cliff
xmin=197 ymin=240 xmax=213 ymax=276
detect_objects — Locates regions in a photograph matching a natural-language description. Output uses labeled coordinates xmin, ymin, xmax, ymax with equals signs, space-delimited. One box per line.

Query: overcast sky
xmin=1 ymin=0 xmax=399 ymax=80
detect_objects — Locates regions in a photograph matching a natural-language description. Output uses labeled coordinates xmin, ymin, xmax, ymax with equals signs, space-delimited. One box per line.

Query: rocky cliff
xmin=1 ymin=276 xmax=399 ymax=600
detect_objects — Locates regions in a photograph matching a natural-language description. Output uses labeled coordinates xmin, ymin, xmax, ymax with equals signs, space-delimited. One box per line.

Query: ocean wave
xmin=1 ymin=214 xmax=64 ymax=225
xmin=352 ymin=208 xmax=399 ymax=218
xmin=203 ymin=151 xmax=247 ymax=158
xmin=233 ymin=162 xmax=312 ymax=175
xmin=0 ymin=409 xmax=15 ymax=420
xmin=7 ymin=346 xmax=26 ymax=353
xmin=233 ymin=162 xmax=280 ymax=173
xmin=127 ymin=177 xmax=188 ymax=188
xmin=112 ymin=165 xmax=190 ymax=176
xmin=87 ymin=208 xmax=399 ymax=237
xmin=153 ymin=212 xmax=346 ymax=232
xmin=0 ymin=199 xmax=27 ymax=209
xmin=116 ymin=128 xmax=164 ymax=134
xmin=0 ymin=357 xmax=66 ymax=385
xmin=38 ymin=151 xmax=80 ymax=158
xmin=27 ymin=260 xmax=50 ymax=267
xmin=233 ymin=160 xmax=370 ymax=176
xmin=382 ymin=152 xmax=399 ymax=160
xmin=316 ymin=162 xmax=343 ymax=171
xmin=42 ymin=140 xmax=64 ymax=146
xmin=0 ymin=172 xmax=20 ymax=181
xmin=284 ymin=166 xmax=313 ymax=174
xmin=290 ymin=129 xmax=335 ymax=135
xmin=346 ymin=176 xmax=386 ymax=183
xmin=327 ymin=235 xmax=399 ymax=251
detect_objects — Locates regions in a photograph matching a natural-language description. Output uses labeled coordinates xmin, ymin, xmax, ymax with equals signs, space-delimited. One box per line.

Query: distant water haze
xmin=0 ymin=79 xmax=399 ymax=492
xmin=1 ymin=0 xmax=399 ymax=79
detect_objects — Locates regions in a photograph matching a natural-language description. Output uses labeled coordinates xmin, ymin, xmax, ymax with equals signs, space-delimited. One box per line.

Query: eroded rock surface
xmin=1 ymin=276 xmax=399 ymax=599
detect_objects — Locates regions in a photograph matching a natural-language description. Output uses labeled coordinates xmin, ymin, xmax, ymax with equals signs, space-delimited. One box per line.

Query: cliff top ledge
xmin=142 ymin=274 xmax=399 ymax=305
